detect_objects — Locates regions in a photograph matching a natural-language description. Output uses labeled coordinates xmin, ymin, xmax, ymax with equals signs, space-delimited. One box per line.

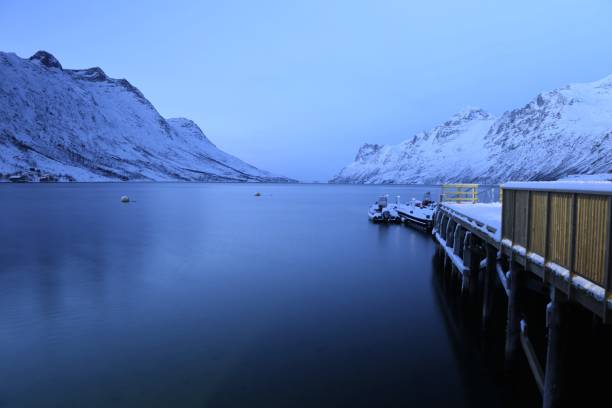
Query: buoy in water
xmin=254 ymin=192 xmax=261 ymax=197
xmin=120 ymin=195 xmax=130 ymax=203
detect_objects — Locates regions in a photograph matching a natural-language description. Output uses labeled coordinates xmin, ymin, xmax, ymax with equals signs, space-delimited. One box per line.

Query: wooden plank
xmin=574 ymin=195 xmax=607 ymax=285
xmin=512 ymin=189 xmax=517 ymax=245
xmin=502 ymin=190 xmax=515 ymax=242
xmin=548 ymin=193 xmax=572 ymax=269
xmin=544 ymin=191 xmax=551 ymax=283
xmin=569 ymin=193 xmax=577 ymax=277
xmin=497 ymin=261 xmax=509 ymax=297
xmin=514 ymin=190 xmax=529 ymax=247
xmin=526 ymin=190 xmax=532 ymax=253
xmin=605 ymin=196 xmax=612 ymax=323
xmin=529 ymin=192 xmax=547 ymax=256
xmin=520 ymin=319 xmax=544 ymax=395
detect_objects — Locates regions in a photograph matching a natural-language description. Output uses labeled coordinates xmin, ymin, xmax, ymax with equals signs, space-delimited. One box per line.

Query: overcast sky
xmin=2 ymin=0 xmax=612 ymax=181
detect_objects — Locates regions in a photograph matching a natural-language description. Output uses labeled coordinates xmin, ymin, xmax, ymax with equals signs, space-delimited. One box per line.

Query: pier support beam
xmin=543 ymin=287 xmax=568 ymax=408
xmin=454 ymin=226 xmax=465 ymax=257
xmin=467 ymin=234 xmax=481 ymax=300
xmin=481 ymin=244 xmax=497 ymax=332
xmin=505 ymin=260 xmax=524 ymax=373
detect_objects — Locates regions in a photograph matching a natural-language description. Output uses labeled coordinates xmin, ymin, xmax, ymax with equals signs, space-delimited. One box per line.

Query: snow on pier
xmin=441 ymin=202 xmax=501 ymax=242
xmin=433 ymin=181 xmax=612 ymax=406
xmin=434 ymin=181 xmax=612 ymax=320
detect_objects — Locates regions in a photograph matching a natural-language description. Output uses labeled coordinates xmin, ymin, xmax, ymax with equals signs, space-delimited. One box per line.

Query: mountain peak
xmin=452 ymin=107 xmax=491 ymax=121
xmin=438 ymin=107 xmax=493 ymax=130
xmin=29 ymin=50 xmax=62 ymax=69
xmin=591 ymin=73 xmax=612 ymax=89
xmin=70 ymin=67 xmax=108 ymax=82
xmin=355 ymin=143 xmax=382 ymax=162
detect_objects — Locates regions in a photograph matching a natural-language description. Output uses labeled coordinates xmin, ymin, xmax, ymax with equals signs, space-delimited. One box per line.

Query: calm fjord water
xmin=0 ymin=183 xmax=501 ymax=407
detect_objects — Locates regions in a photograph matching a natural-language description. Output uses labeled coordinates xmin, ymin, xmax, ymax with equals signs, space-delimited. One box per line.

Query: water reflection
xmin=1 ymin=183 xmax=505 ymax=407
xmin=430 ymin=250 xmax=543 ymax=408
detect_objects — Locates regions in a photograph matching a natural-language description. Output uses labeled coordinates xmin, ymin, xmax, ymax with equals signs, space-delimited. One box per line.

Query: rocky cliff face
xmin=332 ymin=76 xmax=612 ymax=184
xmin=0 ymin=51 xmax=293 ymax=182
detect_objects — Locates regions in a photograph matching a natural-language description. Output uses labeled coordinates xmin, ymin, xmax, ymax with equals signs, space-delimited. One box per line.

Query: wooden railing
xmin=501 ymin=183 xmax=612 ymax=293
xmin=440 ymin=183 xmax=479 ymax=203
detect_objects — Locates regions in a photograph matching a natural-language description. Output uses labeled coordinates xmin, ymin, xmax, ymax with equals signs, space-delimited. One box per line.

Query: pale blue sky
xmin=2 ymin=0 xmax=612 ymax=181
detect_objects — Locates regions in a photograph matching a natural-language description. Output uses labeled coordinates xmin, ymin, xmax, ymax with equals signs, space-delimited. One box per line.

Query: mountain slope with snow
xmin=0 ymin=51 xmax=293 ymax=182
xmin=332 ymin=76 xmax=612 ymax=184
xmin=332 ymin=108 xmax=496 ymax=184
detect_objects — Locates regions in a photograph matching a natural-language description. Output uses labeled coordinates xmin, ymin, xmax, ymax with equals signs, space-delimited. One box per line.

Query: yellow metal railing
xmin=440 ymin=183 xmax=479 ymax=203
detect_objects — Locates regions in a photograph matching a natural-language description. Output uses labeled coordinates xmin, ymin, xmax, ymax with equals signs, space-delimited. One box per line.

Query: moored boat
xmin=368 ymin=195 xmax=401 ymax=223
xmin=397 ymin=192 xmax=437 ymax=230
xmin=8 ymin=174 xmax=28 ymax=183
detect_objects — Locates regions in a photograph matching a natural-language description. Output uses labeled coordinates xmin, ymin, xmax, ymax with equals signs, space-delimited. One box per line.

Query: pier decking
xmin=433 ymin=181 xmax=612 ymax=408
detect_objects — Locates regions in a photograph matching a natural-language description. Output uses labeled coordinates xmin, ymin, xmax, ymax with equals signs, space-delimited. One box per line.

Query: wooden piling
xmin=543 ymin=287 xmax=568 ymax=408
xmin=505 ymin=260 xmax=524 ymax=372
xmin=468 ymin=233 xmax=481 ymax=299
xmin=459 ymin=229 xmax=470 ymax=295
xmin=482 ymin=243 xmax=497 ymax=331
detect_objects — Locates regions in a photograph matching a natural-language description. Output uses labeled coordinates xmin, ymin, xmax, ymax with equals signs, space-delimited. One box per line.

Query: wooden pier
xmin=432 ymin=181 xmax=612 ymax=408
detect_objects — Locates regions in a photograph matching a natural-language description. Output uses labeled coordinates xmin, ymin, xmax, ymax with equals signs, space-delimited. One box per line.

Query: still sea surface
xmin=0 ymin=183 xmax=512 ymax=407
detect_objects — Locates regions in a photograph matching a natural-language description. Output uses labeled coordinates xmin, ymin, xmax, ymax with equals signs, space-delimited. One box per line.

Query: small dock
xmin=433 ymin=182 xmax=612 ymax=408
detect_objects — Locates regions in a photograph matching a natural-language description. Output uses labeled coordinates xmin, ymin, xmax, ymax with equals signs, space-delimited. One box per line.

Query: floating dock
xmin=433 ymin=181 xmax=612 ymax=408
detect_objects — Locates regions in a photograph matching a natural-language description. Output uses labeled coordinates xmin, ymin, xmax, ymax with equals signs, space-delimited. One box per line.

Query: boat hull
xmin=399 ymin=212 xmax=433 ymax=230
xmin=397 ymin=204 xmax=435 ymax=231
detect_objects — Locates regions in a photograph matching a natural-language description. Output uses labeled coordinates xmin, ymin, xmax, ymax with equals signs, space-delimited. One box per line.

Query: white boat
xmin=8 ymin=174 xmax=28 ymax=183
xmin=368 ymin=195 xmax=401 ymax=223
xmin=397 ymin=192 xmax=437 ymax=230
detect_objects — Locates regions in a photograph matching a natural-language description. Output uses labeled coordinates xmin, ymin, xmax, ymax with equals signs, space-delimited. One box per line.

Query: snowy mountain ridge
xmin=0 ymin=50 xmax=294 ymax=182
xmin=332 ymin=76 xmax=612 ymax=184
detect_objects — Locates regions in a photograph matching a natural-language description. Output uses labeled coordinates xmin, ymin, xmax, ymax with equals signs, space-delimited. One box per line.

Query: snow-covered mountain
xmin=0 ymin=51 xmax=294 ymax=182
xmin=332 ymin=75 xmax=612 ymax=184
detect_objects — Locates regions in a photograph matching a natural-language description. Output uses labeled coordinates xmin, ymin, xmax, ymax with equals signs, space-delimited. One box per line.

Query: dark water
xmin=0 ymin=183 xmax=504 ymax=407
